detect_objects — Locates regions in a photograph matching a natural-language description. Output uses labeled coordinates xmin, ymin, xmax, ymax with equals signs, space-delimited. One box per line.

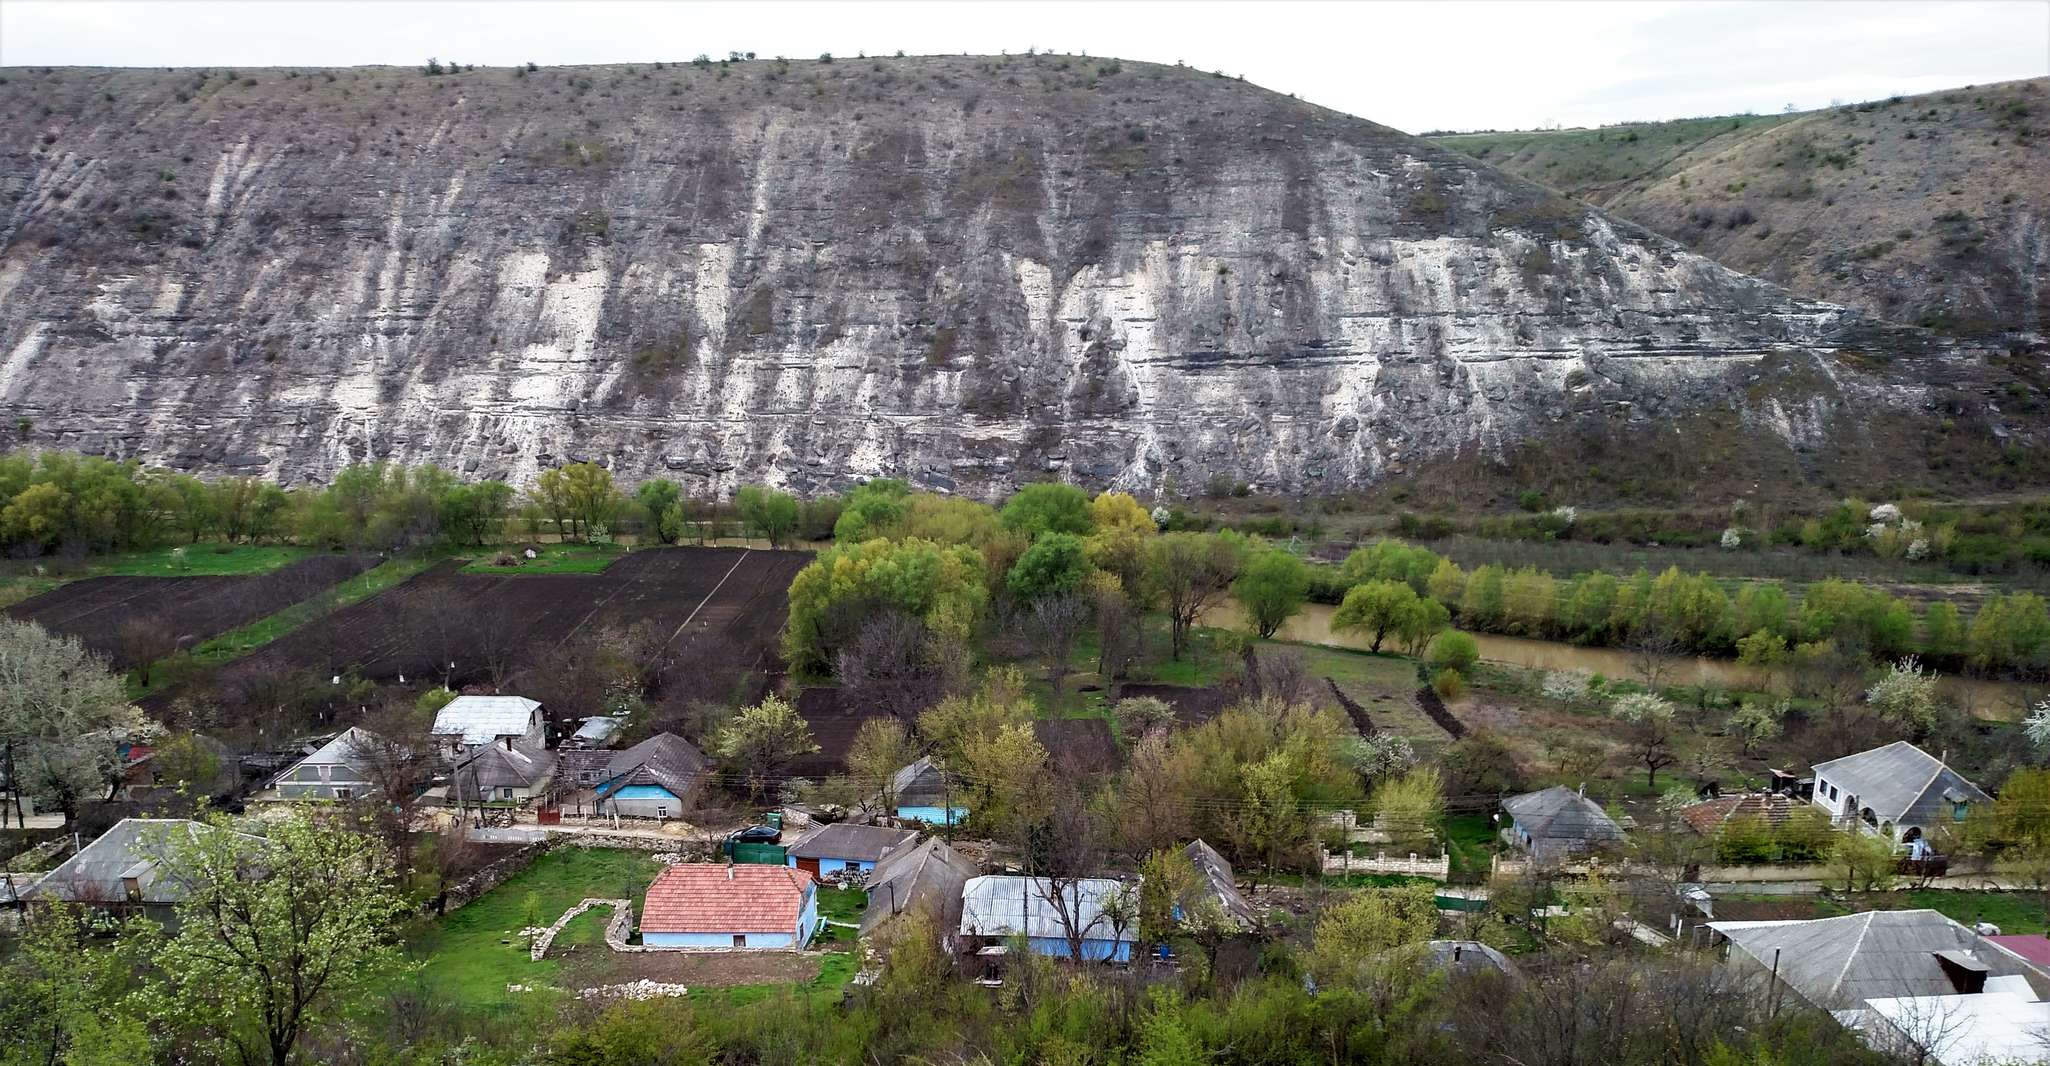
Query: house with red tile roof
xmin=640 ymin=863 xmax=821 ymax=950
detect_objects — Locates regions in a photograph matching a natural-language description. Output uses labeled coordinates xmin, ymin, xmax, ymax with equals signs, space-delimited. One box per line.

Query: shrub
xmin=1426 ymin=631 xmax=1480 ymax=674
xmin=1432 ymin=669 xmax=1467 ymax=701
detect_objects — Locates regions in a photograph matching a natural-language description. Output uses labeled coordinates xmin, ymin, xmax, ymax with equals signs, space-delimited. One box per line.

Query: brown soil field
xmin=788 ymin=686 xmax=889 ymax=779
xmin=5 ymin=554 xmax=377 ymax=666
xmin=1117 ymin=682 xmax=1233 ymax=727
xmin=160 ymin=547 xmax=808 ymax=722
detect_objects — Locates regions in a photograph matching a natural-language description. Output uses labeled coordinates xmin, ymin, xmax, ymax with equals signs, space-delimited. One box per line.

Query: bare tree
xmin=836 ymin=610 xmax=965 ymax=721
xmin=118 ymin=613 xmax=179 ymax=688
xmin=1241 ymin=647 xmax=1320 ymax=708
xmin=1089 ymin=580 xmax=1141 ymax=696
xmin=1027 ymin=784 xmax=1127 ymax=963
xmin=347 ymin=702 xmax=438 ymax=873
xmin=1628 ymin=631 xmax=1683 ymax=694
xmin=1024 ymin=594 xmax=1091 ymax=699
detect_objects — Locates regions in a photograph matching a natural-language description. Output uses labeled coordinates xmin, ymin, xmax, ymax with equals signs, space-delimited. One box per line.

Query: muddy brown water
xmin=1205 ymin=602 xmax=2044 ymax=718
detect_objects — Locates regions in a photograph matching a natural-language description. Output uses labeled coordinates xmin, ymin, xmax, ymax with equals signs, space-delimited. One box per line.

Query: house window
xmin=732 ymin=934 xmax=746 ymax=947
xmin=1828 ymin=784 xmax=1839 ymax=801
xmin=1953 ymin=802 xmax=1969 ymax=822
xmin=335 ymin=788 xmax=352 ymax=800
xmin=501 ymin=787 xmax=515 ymax=801
xmin=657 ymin=806 xmax=669 ymax=820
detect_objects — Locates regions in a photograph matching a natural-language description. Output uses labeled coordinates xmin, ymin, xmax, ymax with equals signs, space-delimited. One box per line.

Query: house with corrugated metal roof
xmin=640 ymin=863 xmax=821 ymax=950
xmin=959 ymin=875 xmax=1136 ymax=962
xmin=268 ymin=727 xmax=383 ymax=801
xmin=21 ymin=817 xmax=259 ymax=921
xmin=430 ymin=694 xmax=545 ymax=763
xmin=1811 ymin=741 xmax=1991 ymax=848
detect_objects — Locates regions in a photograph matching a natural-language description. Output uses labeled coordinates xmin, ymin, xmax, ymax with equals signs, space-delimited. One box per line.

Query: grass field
xmin=0 ymin=543 xmax=320 ymax=608
xmin=185 ymin=552 xmax=447 ymax=663
xmin=817 ymin=885 xmax=868 ymax=925
xmin=460 ymin=542 xmax=628 ymax=574
xmin=1715 ymin=890 xmax=2050 ymax=934
xmin=413 ymin=847 xmax=661 ymax=1010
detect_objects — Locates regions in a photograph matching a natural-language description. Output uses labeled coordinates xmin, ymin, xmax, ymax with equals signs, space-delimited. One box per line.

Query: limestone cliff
xmin=0 ymin=57 xmax=2001 ymax=495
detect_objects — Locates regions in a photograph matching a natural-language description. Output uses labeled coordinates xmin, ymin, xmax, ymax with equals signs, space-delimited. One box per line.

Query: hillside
xmin=0 ymin=57 xmax=2028 ymax=499
xmin=1432 ymin=79 xmax=2050 ymax=344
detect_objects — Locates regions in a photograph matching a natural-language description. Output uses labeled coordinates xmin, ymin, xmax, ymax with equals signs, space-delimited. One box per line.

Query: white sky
xmin=1 ymin=0 xmax=2044 ymax=132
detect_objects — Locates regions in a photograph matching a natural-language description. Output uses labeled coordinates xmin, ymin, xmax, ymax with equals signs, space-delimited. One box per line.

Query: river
xmin=1205 ymin=601 xmax=2044 ymax=718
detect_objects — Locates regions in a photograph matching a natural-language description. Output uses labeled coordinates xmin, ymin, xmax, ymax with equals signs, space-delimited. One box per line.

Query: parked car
xmin=728 ymin=824 xmax=780 ymax=845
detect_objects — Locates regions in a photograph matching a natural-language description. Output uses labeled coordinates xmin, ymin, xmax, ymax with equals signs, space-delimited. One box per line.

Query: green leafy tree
xmin=146 ymin=812 xmax=411 ymax=1066
xmin=848 ymin=716 xmax=920 ymax=812
xmin=1332 ymin=580 xmax=1424 ymax=653
xmin=1307 ymin=883 xmax=1438 ymax=988
xmin=633 ymin=479 xmax=683 ymax=543
xmin=1829 ymin=829 xmax=1899 ymax=892
xmin=735 ymin=485 xmax=800 ymax=546
xmin=708 ymin=695 xmax=820 ymax=799
xmin=0 ymin=903 xmax=153 ymax=1066
xmin=1232 ymin=548 xmax=1310 ymax=639
xmin=1144 ymin=532 xmax=1246 ymax=659
xmin=1369 ymin=765 xmax=1444 ymax=852
xmin=832 ymin=479 xmax=912 ymax=542
xmin=783 ymin=537 xmax=988 ymax=674
xmin=999 ymin=482 xmax=1093 ymax=538
xmin=1967 ymin=592 xmax=2050 ymax=675
xmin=1006 ymin=532 xmax=1090 ymax=600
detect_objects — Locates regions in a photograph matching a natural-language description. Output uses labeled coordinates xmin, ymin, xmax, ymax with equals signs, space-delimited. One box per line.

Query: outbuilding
xmin=786 ymin=822 xmax=919 ymax=878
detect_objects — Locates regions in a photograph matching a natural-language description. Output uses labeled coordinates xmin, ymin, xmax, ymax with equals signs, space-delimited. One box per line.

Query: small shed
xmin=883 ymin=757 xmax=967 ymax=825
xmin=786 ymin=823 xmax=919 ymax=878
xmin=1184 ymin=839 xmax=1258 ymax=930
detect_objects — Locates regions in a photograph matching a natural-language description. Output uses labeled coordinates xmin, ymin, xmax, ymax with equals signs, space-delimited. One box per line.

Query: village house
xmin=1711 ymin=910 xmax=2050 ymax=1065
xmin=430 ymin=695 xmax=546 ymax=763
xmin=1500 ymin=785 xmax=1625 ymax=861
xmin=267 ymin=726 xmax=383 ymax=801
xmin=640 ymin=863 xmax=821 ymax=950
xmin=959 ymin=875 xmax=1137 ymax=963
xmin=1676 ymin=791 xmax=1803 ymax=836
xmin=787 ymin=822 xmax=919 ymax=879
xmin=555 ymin=732 xmax=709 ymax=819
xmin=1810 ymin=741 xmax=1992 ymax=851
xmin=859 ymin=835 xmax=979 ymax=939
xmin=21 ymin=818 xmax=253 ymax=922
xmin=450 ymin=742 xmax=555 ymax=805
xmin=879 ymin=756 xmax=967 ymax=825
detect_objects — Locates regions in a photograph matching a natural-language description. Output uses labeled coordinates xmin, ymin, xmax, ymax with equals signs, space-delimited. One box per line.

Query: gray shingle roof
xmin=887 ymin=756 xmax=953 ymax=807
xmin=1812 ymin=742 xmax=1992 ymax=827
xmin=788 ymin=822 xmax=919 ymax=863
xmin=431 ymin=695 xmax=541 ymax=747
xmin=1711 ymin=910 xmax=2050 ymax=1009
xmin=1184 ymin=839 xmax=1258 ymax=929
xmin=599 ymin=733 xmax=708 ymax=796
xmin=860 ymin=836 xmax=979 ymax=937
xmin=1503 ymin=786 xmax=1624 ymax=846
xmin=453 ymin=743 xmax=555 ymax=791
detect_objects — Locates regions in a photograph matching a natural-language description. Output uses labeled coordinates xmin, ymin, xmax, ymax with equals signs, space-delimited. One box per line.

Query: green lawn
xmin=1441 ymin=814 xmax=1498 ymax=882
xmin=461 ymin=542 xmax=627 ymax=574
xmin=1884 ymin=890 xmax=2050 ymax=934
xmin=817 ymin=885 xmax=868 ymax=925
xmin=413 ymin=848 xmax=661 ymax=1010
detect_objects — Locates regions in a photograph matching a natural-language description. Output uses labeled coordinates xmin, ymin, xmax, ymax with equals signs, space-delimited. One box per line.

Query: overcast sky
xmin=2 ymin=0 xmax=2044 ymax=132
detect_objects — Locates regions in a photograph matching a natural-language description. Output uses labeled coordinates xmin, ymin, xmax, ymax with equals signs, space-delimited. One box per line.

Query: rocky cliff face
xmin=0 ymin=57 xmax=1992 ymax=495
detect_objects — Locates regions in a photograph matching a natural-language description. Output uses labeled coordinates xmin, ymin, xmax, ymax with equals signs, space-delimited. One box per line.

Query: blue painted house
xmin=787 ymin=822 xmax=919 ymax=878
xmin=882 ymin=757 xmax=968 ymax=825
xmin=959 ymin=875 xmax=1136 ymax=963
xmin=641 ymin=863 xmax=821 ymax=950
xmin=559 ymin=733 xmax=708 ymax=819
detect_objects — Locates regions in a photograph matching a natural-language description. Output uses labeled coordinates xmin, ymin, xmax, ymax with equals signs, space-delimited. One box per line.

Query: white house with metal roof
xmin=430 ymin=695 xmax=545 ymax=763
xmin=1811 ymin=741 xmax=1992 ymax=847
xmin=959 ymin=875 xmax=1136 ymax=962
